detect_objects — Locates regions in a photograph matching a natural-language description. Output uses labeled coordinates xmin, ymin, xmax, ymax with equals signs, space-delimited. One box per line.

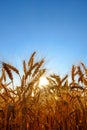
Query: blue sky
xmin=0 ymin=0 xmax=87 ymax=76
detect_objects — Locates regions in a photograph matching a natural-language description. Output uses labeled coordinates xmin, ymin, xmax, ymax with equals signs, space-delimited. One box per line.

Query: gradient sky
xmin=0 ymin=0 xmax=87 ymax=76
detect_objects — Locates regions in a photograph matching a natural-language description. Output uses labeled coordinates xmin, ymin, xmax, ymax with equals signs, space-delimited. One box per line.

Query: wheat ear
xmin=2 ymin=63 xmax=13 ymax=81
xmin=28 ymin=51 xmax=36 ymax=67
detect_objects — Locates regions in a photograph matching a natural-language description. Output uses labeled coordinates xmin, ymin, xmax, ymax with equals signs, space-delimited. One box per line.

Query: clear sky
xmin=0 ymin=0 xmax=87 ymax=76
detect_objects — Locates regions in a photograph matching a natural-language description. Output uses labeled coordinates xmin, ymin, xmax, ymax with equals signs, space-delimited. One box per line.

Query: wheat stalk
xmin=25 ymin=68 xmax=32 ymax=80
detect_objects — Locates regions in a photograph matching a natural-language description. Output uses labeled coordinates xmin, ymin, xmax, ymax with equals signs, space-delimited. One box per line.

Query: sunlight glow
xmin=39 ymin=76 xmax=49 ymax=88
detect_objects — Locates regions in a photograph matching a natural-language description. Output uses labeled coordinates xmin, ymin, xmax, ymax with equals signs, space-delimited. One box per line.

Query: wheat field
xmin=0 ymin=52 xmax=87 ymax=130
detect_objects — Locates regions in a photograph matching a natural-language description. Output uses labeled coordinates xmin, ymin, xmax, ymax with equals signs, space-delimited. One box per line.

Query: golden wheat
xmin=0 ymin=52 xmax=86 ymax=130
xmin=2 ymin=63 xmax=13 ymax=81
xmin=28 ymin=51 xmax=36 ymax=67
xmin=23 ymin=60 xmax=27 ymax=75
